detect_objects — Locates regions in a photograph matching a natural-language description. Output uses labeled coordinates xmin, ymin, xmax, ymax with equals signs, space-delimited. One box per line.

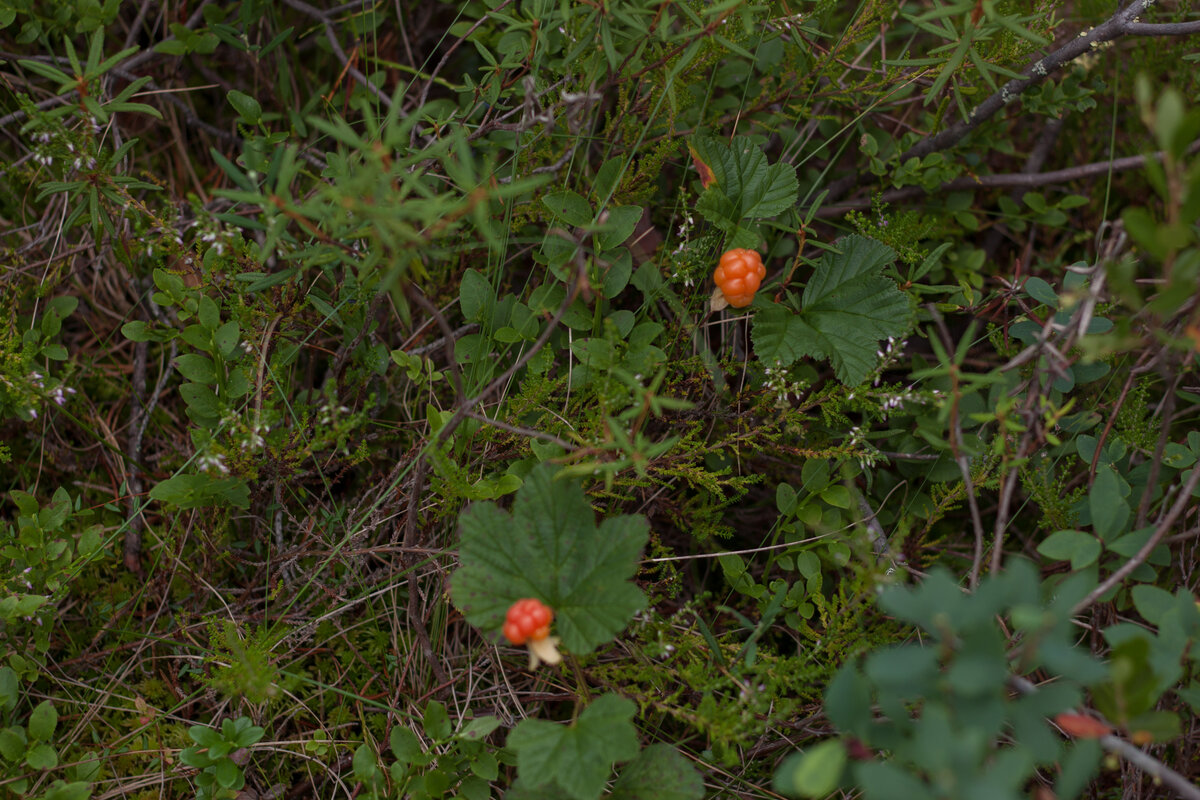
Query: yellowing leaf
xmin=688 ymin=143 xmax=717 ymax=189
xmin=1054 ymin=713 xmax=1110 ymax=739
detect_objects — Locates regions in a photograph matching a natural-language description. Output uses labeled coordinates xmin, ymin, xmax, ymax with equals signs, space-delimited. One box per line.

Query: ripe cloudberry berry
xmin=503 ymin=598 xmax=552 ymax=645
xmin=502 ymin=598 xmax=562 ymax=668
xmin=713 ymin=248 xmax=766 ymax=308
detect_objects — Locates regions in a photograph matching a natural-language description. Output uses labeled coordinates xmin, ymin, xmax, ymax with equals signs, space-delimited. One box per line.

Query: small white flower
xmin=197 ymin=453 xmax=229 ymax=474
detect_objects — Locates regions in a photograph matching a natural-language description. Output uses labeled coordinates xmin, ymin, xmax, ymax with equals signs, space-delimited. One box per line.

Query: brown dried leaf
xmin=1054 ymin=712 xmax=1111 ymax=739
xmin=689 ymin=144 xmax=717 ymax=189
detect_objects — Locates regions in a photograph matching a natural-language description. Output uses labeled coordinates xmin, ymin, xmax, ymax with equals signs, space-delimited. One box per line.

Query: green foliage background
xmin=2 ymin=1 xmax=1200 ymax=798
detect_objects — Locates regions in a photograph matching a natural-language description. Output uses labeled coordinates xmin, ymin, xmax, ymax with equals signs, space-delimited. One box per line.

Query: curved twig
xmin=278 ymin=0 xmax=393 ymax=109
xmin=826 ymin=0 xmax=1196 ymax=202
xmin=818 ymin=138 xmax=1200 ymax=216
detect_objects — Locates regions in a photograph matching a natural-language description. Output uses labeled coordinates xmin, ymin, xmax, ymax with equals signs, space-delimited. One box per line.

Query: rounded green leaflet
xmin=773 ymin=739 xmax=848 ymax=798
xmin=451 ymin=463 xmax=648 ymax=655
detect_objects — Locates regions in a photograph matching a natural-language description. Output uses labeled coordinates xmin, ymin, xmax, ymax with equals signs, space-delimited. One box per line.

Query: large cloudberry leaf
xmin=506 ymin=693 xmax=639 ymax=800
xmin=752 ymin=235 xmax=911 ymax=385
xmin=451 ymin=463 xmax=648 ymax=655
xmin=609 ymin=743 xmax=705 ymax=800
xmin=690 ymin=134 xmax=799 ymax=220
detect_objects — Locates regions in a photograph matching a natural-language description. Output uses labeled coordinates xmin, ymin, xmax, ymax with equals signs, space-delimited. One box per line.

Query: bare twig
xmin=927 ymin=306 xmax=988 ymax=589
xmin=818 ymin=139 xmax=1200 ymax=216
xmin=826 ymin=0 xmax=1200 ymax=203
xmin=416 ymin=0 xmax=515 ymax=110
xmin=398 ymin=246 xmax=588 ymax=550
xmin=400 ymin=241 xmax=588 ymax=551
xmin=898 ymin=0 xmax=1157 ymax=162
xmin=387 ymin=244 xmax=587 ymax=687
xmin=407 ymin=323 xmax=478 ymax=357
xmin=463 ymin=409 xmax=577 ymax=451
xmin=122 ymin=339 xmax=150 ymax=577
xmin=982 ymin=117 xmax=1064 ymax=258
xmin=122 ymin=333 xmax=176 ymax=575
xmin=991 ymin=259 xmax=1113 ymax=571
xmin=278 ymin=0 xmax=394 ymax=109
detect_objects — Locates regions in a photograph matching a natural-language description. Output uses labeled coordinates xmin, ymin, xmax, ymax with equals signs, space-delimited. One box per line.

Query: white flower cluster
xmin=872 ymin=336 xmax=909 ymax=385
xmin=671 ymin=212 xmax=698 ymax=286
xmin=772 ymin=12 xmax=805 ymax=30
xmin=188 ymin=216 xmax=234 ymax=257
xmin=845 ymin=424 xmax=882 ymax=471
xmin=317 ymin=402 xmax=351 ymax=427
xmin=8 ymin=371 xmax=76 ymax=419
xmin=876 ymin=387 xmax=941 ymax=421
xmin=197 ymin=452 xmax=229 ymax=475
xmin=243 ymin=422 xmax=267 ymax=451
xmin=29 ymin=129 xmax=96 ymax=172
xmin=763 ymin=360 xmax=808 ymax=408
xmin=738 ymin=682 xmax=767 ymax=702
xmin=223 ymin=413 xmax=270 ymax=451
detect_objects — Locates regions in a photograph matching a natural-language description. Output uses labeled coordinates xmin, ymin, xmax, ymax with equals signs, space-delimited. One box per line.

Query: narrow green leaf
xmin=854 ymin=761 xmax=935 ymax=800
xmin=175 ymin=354 xmax=217 ymax=384
xmin=352 ymin=743 xmax=379 ymax=780
xmin=460 ymin=268 xmax=496 ymax=323
xmin=1130 ymin=585 xmax=1175 ymax=626
xmin=0 ymin=668 xmax=18 ymax=712
xmin=213 ymin=321 xmax=240 ymax=359
xmin=423 ymin=700 xmax=451 ymax=741
xmin=1023 ymin=276 xmax=1059 ymax=307
xmin=0 ymin=728 xmax=25 ymax=761
xmin=595 ymin=205 xmax=642 ymax=251
xmin=390 ymin=726 xmax=422 ymax=764
xmin=209 ymin=147 xmax=257 ymax=192
xmin=18 ymin=59 xmax=73 ymax=86
xmin=824 ymin=663 xmax=871 ymax=732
